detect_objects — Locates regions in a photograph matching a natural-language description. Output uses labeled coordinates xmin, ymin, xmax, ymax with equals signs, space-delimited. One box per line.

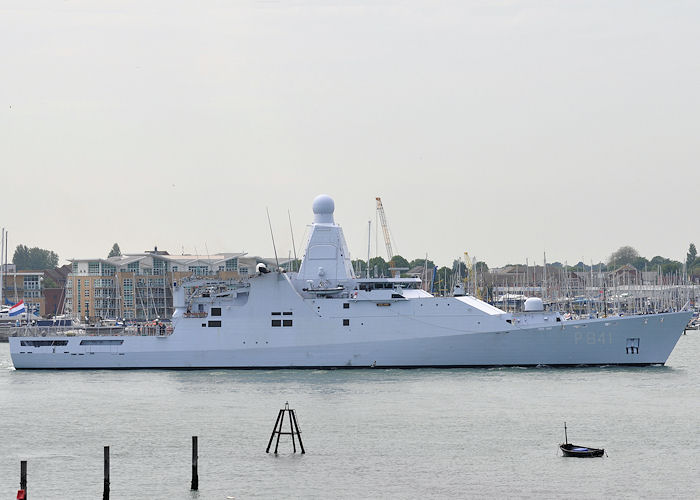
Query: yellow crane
xmin=464 ymin=251 xmax=481 ymax=298
xmin=376 ymin=197 xmax=394 ymax=261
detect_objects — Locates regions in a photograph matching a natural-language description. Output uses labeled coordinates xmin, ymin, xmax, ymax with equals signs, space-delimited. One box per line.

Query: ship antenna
xmin=266 ymin=207 xmax=280 ymax=272
xmin=205 ymin=243 xmax=212 ymax=275
xmin=366 ymin=220 xmax=371 ymax=278
xmin=288 ymin=210 xmax=298 ymax=272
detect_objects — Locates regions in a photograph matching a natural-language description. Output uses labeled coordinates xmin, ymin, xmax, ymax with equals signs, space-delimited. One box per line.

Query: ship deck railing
xmin=5 ymin=324 xmax=174 ymax=338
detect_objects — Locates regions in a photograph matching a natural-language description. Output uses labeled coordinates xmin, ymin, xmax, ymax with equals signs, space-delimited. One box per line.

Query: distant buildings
xmin=66 ymin=248 xmax=246 ymax=321
xmin=1 ymin=247 xmax=297 ymax=321
xmin=1 ymin=269 xmax=44 ymax=314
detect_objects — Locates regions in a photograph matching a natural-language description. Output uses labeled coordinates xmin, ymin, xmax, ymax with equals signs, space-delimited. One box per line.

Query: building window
xmin=89 ymin=262 xmax=100 ymax=275
xmin=172 ymin=266 xmax=178 ymax=272
xmin=343 ymin=319 xmax=350 ymax=326
xmin=343 ymin=303 xmax=349 ymax=309
xmin=153 ymin=259 xmax=166 ymax=275
xmin=271 ymin=319 xmax=281 ymax=327
xmin=128 ymin=262 xmax=139 ymax=274
xmin=85 ymin=289 xmax=89 ymax=297
xmin=211 ymin=307 xmax=221 ymax=316
xmin=208 ymin=320 xmax=222 ymax=327
xmin=283 ymin=319 xmax=293 ymax=327
xmin=24 ymin=275 xmax=40 ymax=290
xmin=188 ymin=265 xmax=209 ymax=276
xmin=226 ymin=258 xmax=238 ymax=272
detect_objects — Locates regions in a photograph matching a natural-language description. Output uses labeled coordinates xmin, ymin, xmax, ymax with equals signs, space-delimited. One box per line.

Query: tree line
xmin=9 ymin=242 xmax=700 ymax=280
xmin=603 ymin=243 xmax=698 ymax=276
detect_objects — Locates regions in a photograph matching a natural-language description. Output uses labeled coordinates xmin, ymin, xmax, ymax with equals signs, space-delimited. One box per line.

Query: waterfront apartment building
xmin=1 ymin=264 xmax=72 ymax=317
xmin=1 ymin=269 xmax=45 ymax=315
xmin=66 ymin=249 xmax=246 ymax=322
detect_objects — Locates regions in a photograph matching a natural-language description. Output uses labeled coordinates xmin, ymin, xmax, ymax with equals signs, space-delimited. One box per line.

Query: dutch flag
xmin=9 ymin=300 xmax=26 ymax=316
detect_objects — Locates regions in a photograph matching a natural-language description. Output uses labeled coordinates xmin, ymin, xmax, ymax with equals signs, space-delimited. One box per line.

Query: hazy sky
xmin=2 ymin=1 xmax=698 ymax=268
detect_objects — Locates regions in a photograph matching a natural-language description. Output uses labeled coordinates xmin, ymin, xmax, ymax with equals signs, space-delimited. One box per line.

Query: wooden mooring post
xmin=19 ymin=460 xmax=27 ymax=499
xmin=191 ymin=436 xmax=199 ymax=490
xmin=266 ymin=402 xmax=305 ymax=454
xmin=103 ymin=446 xmax=110 ymax=500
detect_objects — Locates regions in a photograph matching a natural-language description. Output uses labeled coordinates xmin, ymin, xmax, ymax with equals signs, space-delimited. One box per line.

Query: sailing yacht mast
xmin=0 ymin=228 xmax=4 ymax=307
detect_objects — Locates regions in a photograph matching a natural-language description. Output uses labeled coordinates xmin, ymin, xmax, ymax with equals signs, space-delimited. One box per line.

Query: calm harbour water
xmin=1 ymin=335 xmax=698 ymax=499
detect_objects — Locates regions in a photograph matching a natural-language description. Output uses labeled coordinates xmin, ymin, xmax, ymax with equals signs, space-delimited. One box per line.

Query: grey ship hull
xmin=10 ymin=311 xmax=690 ymax=369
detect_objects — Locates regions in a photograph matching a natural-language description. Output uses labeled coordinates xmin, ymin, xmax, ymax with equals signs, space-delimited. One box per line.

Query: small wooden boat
xmin=559 ymin=422 xmax=605 ymax=457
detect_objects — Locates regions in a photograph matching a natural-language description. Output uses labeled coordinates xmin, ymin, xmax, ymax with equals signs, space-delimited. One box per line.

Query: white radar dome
xmin=312 ymin=194 xmax=335 ymax=223
xmin=524 ymin=297 xmax=544 ymax=312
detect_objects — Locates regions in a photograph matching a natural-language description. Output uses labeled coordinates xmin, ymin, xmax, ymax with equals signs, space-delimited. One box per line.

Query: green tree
xmin=474 ymin=261 xmax=489 ymax=272
xmin=13 ymin=244 xmax=30 ymax=268
xmin=631 ymin=256 xmax=650 ymax=271
xmin=452 ymin=259 xmax=467 ymax=278
xmin=351 ymin=259 xmax=367 ymax=276
xmin=649 ymin=255 xmax=668 ymax=267
xmin=686 ymin=243 xmax=697 ymax=270
xmin=409 ymin=258 xmax=435 ymax=270
xmin=368 ymin=257 xmax=389 ymax=277
xmin=573 ymin=261 xmax=589 ymax=272
xmin=108 ymin=243 xmax=122 ymax=258
xmin=13 ymin=245 xmax=59 ymax=270
xmin=389 ymin=255 xmax=410 ymax=269
xmin=608 ymin=246 xmax=640 ymax=268
xmin=43 ymin=276 xmax=58 ymax=288
xmin=435 ymin=266 xmax=452 ymax=294
xmin=662 ymin=261 xmax=682 ymax=274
